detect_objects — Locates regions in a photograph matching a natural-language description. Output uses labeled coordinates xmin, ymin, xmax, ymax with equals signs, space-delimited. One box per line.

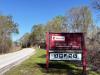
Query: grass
xmin=5 ymin=48 xmax=100 ymax=75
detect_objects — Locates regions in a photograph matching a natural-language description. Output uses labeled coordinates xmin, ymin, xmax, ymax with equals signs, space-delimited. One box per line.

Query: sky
xmin=0 ymin=0 xmax=94 ymax=41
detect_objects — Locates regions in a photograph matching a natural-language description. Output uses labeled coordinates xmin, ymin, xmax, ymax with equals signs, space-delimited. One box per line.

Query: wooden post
xmin=46 ymin=32 xmax=49 ymax=70
xmin=82 ymin=34 xmax=87 ymax=75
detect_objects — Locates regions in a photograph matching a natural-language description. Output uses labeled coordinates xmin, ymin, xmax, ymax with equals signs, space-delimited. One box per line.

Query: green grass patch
xmin=5 ymin=48 xmax=100 ymax=75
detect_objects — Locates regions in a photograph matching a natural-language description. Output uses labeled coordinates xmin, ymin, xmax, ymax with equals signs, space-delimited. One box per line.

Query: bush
xmin=88 ymin=50 xmax=100 ymax=72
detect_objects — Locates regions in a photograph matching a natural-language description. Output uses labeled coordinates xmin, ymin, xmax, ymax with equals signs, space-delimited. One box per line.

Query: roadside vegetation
xmin=5 ymin=48 xmax=100 ymax=75
xmin=0 ymin=0 xmax=100 ymax=74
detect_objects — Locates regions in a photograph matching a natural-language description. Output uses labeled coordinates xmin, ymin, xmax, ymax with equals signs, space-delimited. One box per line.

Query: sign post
xmin=46 ymin=32 xmax=49 ymax=70
xmin=82 ymin=34 xmax=87 ymax=75
xmin=46 ymin=32 xmax=87 ymax=74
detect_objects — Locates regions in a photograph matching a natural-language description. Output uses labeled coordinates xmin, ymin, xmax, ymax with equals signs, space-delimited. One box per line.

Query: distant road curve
xmin=0 ymin=48 xmax=35 ymax=75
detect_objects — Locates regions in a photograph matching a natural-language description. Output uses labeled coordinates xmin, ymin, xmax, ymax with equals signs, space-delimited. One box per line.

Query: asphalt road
xmin=0 ymin=48 xmax=35 ymax=75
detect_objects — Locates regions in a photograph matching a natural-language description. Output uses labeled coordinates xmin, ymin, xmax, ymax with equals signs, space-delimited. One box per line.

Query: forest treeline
xmin=21 ymin=6 xmax=99 ymax=49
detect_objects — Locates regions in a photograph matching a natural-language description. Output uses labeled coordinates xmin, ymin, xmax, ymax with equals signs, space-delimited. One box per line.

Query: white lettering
xmin=50 ymin=53 xmax=82 ymax=60
xmin=52 ymin=36 xmax=65 ymax=41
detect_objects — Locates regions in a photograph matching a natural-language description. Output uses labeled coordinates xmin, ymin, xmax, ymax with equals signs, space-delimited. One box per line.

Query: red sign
xmin=46 ymin=32 xmax=87 ymax=74
xmin=49 ymin=33 xmax=83 ymax=50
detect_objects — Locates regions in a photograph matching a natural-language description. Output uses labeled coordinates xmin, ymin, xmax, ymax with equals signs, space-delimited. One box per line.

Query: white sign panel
xmin=52 ymin=36 xmax=65 ymax=41
xmin=49 ymin=53 xmax=82 ymax=60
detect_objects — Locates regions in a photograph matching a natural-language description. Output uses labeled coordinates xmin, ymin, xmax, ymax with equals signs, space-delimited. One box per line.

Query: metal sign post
xmin=46 ymin=32 xmax=87 ymax=74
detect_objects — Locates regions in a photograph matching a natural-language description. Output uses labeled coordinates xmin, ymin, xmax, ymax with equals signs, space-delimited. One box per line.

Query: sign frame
xmin=46 ymin=32 xmax=87 ymax=75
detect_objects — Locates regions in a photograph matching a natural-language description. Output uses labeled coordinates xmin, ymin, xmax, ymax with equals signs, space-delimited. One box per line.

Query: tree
xmin=29 ymin=24 xmax=45 ymax=47
xmin=46 ymin=16 xmax=66 ymax=32
xmin=66 ymin=6 xmax=93 ymax=34
xmin=20 ymin=33 xmax=30 ymax=48
xmin=0 ymin=15 xmax=18 ymax=53
xmin=92 ymin=0 xmax=100 ymax=10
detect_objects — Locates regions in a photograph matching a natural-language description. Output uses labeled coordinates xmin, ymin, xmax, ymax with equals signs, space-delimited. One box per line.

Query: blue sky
xmin=0 ymin=0 xmax=94 ymax=41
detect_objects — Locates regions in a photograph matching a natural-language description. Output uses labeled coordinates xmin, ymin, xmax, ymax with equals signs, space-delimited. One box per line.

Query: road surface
xmin=0 ymin=48 xmax=35 ymax=75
